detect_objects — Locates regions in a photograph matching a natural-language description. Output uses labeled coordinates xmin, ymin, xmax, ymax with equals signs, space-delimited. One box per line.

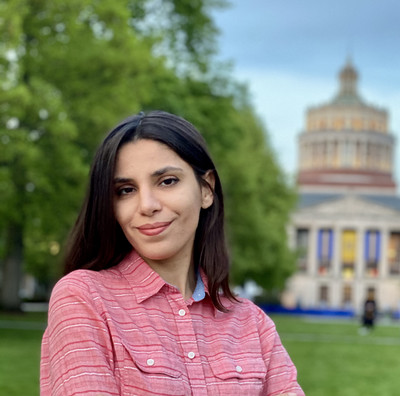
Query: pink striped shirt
xmin=40 ymin=251 xmax=304 ymax=395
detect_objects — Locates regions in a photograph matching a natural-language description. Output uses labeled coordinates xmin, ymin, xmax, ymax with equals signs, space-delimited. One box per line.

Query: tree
xmin=0 ymin=0 xmax=297 ymax=310
xmin=221 ymin=108 xmax=297 ymax=291
xmin=0 ymin=1 xmax=87 ymax=309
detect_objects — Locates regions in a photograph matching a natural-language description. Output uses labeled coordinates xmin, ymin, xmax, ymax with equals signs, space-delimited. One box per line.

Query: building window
xmin=352 ymin=118 xmax=363 ymax=131
xmin=369 ymin=120 xmax=377 ymax=131
xmin=319 ymin=285 xmax=329 ymax=306
xmin=296 ymin=228 xmax=309 ymax=272
xmin=341 ymin=230 xmax=356 ymax=278
xmin=388 ymin=232 xmax=400 ymax=275
xmin=333 ymin=118 xmax=344 ymax=130
xmin=365 ymin=230 xmax=380 ymax=277
xmin=318 ymin=229 xmax=333 ymax=275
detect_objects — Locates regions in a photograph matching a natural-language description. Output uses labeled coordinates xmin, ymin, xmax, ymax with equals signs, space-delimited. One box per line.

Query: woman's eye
xmin=117 ymin=187 xmax=135 ymax=196
xmin=161 ymin=177 xmax=178 ymax=187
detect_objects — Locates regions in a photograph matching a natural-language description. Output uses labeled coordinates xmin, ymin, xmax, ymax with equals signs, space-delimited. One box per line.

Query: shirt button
xmin=188 ymin=351 xmax=195 ymax=359
xmin=178 ymin=309 xmax=186 ymax=317
xmin=147 ymin=358 xmax=155 ymax=366
xmin=236 ymin=365 xmax=243 ymax=373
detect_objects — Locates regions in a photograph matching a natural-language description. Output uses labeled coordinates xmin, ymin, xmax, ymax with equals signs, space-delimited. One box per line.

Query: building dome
xmin=296 ymin=60 xmax=396 ymax=194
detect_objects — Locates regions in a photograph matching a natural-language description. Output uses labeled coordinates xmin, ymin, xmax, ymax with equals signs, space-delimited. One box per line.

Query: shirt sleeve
xmin=40 ymin=272 xmax=120 ymax=396
xmin=256 ymin=307 xmax=305 ymax=396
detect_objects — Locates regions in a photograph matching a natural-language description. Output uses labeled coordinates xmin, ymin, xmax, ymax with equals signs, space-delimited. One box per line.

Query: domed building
xmin=284 ymin=59 xmax=400 ymax=315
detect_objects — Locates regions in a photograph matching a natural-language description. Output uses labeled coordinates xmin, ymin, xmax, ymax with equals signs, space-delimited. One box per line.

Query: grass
xmin=0 ymin=311 xmax=46 ymax=396
xmin=1 ymin=311 xmax=400 ymax=395
xmin=272 ymin=314 xmax=400 ymax=396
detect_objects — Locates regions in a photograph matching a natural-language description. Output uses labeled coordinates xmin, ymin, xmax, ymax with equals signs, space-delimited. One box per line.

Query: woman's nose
xmin=138 ymin=188 xmax=162 ymax=215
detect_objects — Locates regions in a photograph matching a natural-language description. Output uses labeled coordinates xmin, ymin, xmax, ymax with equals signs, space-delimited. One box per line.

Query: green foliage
xmin=0 ymin=0 xmax=88 ymax=285
xmin=0 ymin=0 xmax=296 ymax=298
xmin=0 ymin=77 xmax=88 ymax=281
xmin=221 ymin=110 xmax=297 ymax=289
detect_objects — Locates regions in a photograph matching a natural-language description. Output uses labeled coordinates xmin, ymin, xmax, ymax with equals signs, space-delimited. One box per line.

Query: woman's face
xmin=114 ymin=139 xmax=214 ymax=267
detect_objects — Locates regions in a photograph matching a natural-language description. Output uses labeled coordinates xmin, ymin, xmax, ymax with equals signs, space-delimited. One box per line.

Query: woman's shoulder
xmin=50 ymin=266 xmax=120 ymax=302
xmin=49 ymin=270 xmax=96 ymax=301
xmin=224 ymin=296 xmax=274 ymax=324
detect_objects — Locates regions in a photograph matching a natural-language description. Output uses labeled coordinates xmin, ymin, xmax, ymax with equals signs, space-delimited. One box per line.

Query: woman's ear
xmin=201 ymin=170 xmax=215 ymax=209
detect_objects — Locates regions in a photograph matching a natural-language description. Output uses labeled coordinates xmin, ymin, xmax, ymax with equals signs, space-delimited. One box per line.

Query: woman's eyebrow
xmin=151 ymin=166 xmax=184 ymax=177
xmin=114 ymin=177 xmax=132 ymax=184
xmin=114 ymin=166 xmax=184 ymax=184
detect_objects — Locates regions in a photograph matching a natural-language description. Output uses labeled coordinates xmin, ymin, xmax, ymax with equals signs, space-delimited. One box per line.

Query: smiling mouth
xmin=136 ymin=222 xmax=172 ymax=236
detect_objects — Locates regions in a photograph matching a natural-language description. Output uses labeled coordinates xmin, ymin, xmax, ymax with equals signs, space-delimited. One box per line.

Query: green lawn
xmin=0 ymin=312 xmax=46 ymax=396
xmin=1 ymin=312 xmax=400 ymax=395
xmin=273 ymin=314 xmax=400 ymax=396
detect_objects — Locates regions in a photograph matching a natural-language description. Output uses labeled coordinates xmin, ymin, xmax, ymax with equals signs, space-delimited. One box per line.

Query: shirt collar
xmin=117 ymin=250 xmax=209 ymax=304
xmin=192 ymin=270 xmax=206 ymax=302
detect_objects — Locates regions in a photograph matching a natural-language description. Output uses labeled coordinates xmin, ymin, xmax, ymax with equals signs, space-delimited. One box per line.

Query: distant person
xmin=360 ymin=289 xmax=377 ymax=334
xmin=40 ymin=110 xmax=304 ymax=395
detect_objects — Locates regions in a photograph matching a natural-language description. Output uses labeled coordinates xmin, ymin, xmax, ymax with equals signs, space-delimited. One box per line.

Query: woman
xmin=40 ymin=110 xmax=304 ymax=395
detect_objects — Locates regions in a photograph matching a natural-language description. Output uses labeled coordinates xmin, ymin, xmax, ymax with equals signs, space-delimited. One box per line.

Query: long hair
xmin=64 ymin=110 xmax=236 ymax=311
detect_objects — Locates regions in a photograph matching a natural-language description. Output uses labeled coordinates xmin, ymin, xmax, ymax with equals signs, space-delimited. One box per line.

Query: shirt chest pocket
xmin=122 ymin=344 xmax=187 ymax=395
xmin=207 ymin=356 xmax=267 ymax=395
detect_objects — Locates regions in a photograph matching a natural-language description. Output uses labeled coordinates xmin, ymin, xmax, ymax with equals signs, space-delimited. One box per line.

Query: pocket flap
xmin=124 ymin=344 xmax=183 ymax=378
xmin=209 ymin=357 xmax=266 ymax=380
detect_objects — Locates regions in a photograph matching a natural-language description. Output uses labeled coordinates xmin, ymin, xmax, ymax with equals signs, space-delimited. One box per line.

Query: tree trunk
xmin=1 ymin=223 xmax=23 ymax=311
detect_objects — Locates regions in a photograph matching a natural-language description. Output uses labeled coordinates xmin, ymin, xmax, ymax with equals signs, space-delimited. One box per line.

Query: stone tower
xmin=297 ymin=59 xmax=396 ymax=194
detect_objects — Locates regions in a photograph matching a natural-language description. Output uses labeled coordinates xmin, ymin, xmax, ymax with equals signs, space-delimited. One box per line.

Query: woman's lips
xmin=136 ymin=222 xmax=172 ymax=236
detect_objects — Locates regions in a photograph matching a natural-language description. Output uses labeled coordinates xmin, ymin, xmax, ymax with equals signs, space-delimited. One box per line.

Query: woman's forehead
xmin=115 ymin=140 xmax=191 ymax=176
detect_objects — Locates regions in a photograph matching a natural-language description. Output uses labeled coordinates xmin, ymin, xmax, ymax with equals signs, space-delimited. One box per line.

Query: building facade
xmin=283 ymin=60 xmax=400 ymax=315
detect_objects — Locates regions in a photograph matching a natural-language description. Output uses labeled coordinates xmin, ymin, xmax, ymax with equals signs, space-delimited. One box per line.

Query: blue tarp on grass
xmin=259 ymin=304 xmax=355 ymax=318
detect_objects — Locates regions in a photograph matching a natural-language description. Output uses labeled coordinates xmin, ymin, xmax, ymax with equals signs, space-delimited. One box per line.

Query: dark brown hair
xmin=64 ymin=110 xmax=236 ymax=311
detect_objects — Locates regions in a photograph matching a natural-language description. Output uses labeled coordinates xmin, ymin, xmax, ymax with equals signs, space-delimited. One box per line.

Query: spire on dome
xmin=332 ymin=57 xmax=363 ymax=105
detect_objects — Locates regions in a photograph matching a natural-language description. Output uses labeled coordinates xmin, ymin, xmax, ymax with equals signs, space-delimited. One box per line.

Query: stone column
xmin=356 ymin=226 xmax=365 ymax=279
xmin=307 ymin=142 xmax=312 ymax=168
xmin=332 ymin=225 xmax=341 ymax=279
xmin=308 ymin=225 xmax=318 ymax=277
xmin=327 ymin=139 xmax=334 ymax=168
xmin=387 ymin=144 xmax=393 ymax=173
xmin=380 ymin=227 xmax=389 ymax=278
xmin=360 ymin=140 xmax=368 ymax=168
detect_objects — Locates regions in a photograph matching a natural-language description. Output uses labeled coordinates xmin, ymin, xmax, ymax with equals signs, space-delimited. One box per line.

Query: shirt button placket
xmin=171 ymin=299 xmax=206 ymax=394
xmin=178 ymin=310 xmax=196 ymax=361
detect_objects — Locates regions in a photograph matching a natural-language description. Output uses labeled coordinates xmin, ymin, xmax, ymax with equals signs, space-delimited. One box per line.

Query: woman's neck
xmin=144 ymin=256 xmax=196 ymax=300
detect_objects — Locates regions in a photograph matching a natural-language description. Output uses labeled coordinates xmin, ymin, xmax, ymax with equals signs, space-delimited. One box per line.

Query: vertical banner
xmin=388 ymin=232 xmax=400 ymax=274
xmin=365 ymin=230 xmax=380 ymax=276
xmin=318 ymin=229 xmax=333 ymax=271
xmin=364 ymin=230 xmax=380 ymax=263
xmin=342 ymin=230 xmax=357 ymax=265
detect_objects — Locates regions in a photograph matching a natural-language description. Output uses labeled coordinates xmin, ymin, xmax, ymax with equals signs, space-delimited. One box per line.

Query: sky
xmin=212 ymin=0 xmax=400 ymax=182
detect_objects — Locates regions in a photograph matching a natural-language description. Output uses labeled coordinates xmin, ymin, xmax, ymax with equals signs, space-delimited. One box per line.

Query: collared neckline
xmin=117 ymin=250 xmax=210 ymax=304
xmin=192 ymin=271 xmax=206 ymax=302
